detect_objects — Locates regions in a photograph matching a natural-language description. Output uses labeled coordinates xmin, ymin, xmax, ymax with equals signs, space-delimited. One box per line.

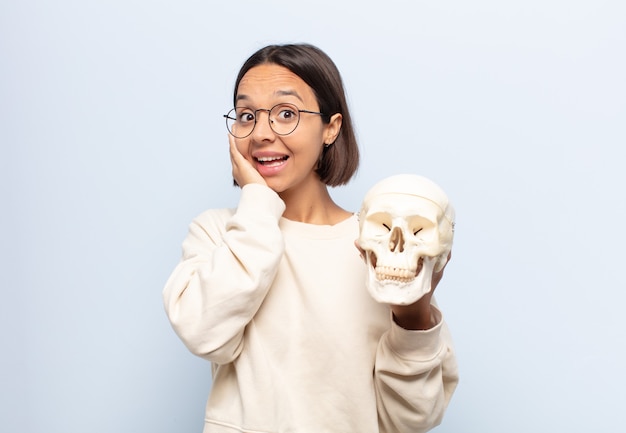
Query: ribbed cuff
xmin=387 ymin=306 xmax=444 ymax=361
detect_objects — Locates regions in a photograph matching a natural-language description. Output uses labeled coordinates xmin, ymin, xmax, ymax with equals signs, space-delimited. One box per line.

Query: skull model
xmin=358 ymin=174 xmax=455 ymax=305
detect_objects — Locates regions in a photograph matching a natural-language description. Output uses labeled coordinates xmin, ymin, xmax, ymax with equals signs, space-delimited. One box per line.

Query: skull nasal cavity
xmin=389 ymin=226 xmax=404 ymax=253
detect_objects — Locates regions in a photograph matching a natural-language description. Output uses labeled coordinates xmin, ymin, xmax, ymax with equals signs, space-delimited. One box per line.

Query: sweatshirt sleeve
xmin=375 ymin=306 xmax=459 ymax=433
xmin=163 ymin=184 xmax=286 ymax=364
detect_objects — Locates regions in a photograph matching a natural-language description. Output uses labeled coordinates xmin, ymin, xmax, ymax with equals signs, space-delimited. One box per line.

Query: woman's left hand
xmin=390 ymin=251 xmax=451 ymax=330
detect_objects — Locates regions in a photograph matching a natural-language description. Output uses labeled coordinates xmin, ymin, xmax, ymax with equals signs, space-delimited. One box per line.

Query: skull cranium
xmin=358 ymin=174 xmax=455 ymax=305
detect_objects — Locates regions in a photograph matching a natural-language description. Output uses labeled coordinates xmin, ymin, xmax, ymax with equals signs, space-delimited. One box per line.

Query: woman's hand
xmin=229 ymin=134 xmax=267 ymax=188
xmin=391 ymin=252 xmax=451 ymax=330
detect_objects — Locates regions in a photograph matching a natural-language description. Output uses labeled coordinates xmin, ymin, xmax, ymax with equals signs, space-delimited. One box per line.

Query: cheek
xmin=288 ymin=141 xmax=323 ymax=165
xmin=286 ymin=128 xmax=325 ymax=155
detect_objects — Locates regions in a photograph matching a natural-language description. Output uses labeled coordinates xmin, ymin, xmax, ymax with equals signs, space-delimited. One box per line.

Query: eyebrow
xmin=235 ymin=90 xmax=304 ymax=104
xmin=275 ymin=90 xmax=304 ymax=102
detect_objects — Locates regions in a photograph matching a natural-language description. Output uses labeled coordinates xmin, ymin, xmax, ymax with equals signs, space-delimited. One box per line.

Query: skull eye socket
xmin=364 ymin=213 xmax=393 ymax=236
xmin=409 ymin=216 xmax=436 ymax=241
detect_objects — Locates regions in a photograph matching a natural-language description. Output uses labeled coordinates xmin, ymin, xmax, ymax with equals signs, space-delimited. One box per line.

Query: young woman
xmin=163 ymin=43 xmax=458 ymax=433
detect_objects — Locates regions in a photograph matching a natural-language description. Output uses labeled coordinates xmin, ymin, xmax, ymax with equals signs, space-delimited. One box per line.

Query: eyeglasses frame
xmin=223 ymin=103 xmax=327 ymax=138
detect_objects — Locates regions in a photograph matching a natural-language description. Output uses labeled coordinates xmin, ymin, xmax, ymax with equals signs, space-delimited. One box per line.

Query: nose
xmin=389 ymin=226 xmax=404 ymax=253
xmin=250 ymin=109 xmax=275 ymax=141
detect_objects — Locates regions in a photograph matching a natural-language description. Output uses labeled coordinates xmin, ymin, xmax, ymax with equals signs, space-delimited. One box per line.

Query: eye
xmin=236 ymin=109 xmax=255 ymax=124
xmin=275 ymin=106 xmax=298 ymax=122
xmin=382 ymin=223 xmax=391 ymax=231
xmin=413 ymin=228 xmax=423 ymax=235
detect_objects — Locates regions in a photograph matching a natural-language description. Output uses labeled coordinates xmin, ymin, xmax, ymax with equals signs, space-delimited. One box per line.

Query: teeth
xmin=375 ymin=266 xmax=416 ymax=283
xmin=257 ymin=156 xmax=285 ymax=162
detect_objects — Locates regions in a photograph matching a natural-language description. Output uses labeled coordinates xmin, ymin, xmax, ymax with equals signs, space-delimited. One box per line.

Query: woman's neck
xmin=279 ymin=182 xmax=351 ymax=225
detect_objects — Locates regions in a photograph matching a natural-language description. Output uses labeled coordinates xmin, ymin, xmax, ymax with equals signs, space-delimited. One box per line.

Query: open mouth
xmin=255 ymin=155 xmax=289 ymax=167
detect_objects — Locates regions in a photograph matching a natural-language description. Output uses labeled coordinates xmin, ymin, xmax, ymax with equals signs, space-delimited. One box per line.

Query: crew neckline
xmin=279 ymin=213 xmax=358 ymax=239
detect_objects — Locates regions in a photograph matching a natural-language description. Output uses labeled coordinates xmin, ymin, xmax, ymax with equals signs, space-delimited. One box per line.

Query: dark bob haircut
xmin=233 ymin=44 xmax=359 ymax=186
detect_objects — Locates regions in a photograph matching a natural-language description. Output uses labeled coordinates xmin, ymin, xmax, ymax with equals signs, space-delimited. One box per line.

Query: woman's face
xmin=233 ymin=63 xmax=341 ymax=194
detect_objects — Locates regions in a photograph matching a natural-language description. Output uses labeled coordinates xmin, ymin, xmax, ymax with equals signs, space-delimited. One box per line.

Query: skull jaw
xmin=366 ymin=256 xmax=437 ymax=305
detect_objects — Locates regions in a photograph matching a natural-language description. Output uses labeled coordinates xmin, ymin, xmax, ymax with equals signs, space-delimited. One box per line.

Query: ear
xmin=323 ymin=113 xmax=342 ymax=145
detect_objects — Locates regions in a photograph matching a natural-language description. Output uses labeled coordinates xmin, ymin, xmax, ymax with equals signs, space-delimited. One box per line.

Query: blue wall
xmin=2 ymin=1 xmax=625 ymax=432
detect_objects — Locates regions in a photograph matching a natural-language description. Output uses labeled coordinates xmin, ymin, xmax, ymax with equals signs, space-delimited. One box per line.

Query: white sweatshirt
xmin=163 ymin=184 xmax=458 ymax=433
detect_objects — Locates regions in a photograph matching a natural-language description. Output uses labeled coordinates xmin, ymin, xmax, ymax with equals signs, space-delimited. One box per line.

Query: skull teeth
xmin=375 ymin=266 xmax=415 ymax=283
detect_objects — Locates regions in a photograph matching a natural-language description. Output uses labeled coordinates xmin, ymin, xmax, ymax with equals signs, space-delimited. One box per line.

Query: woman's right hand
xmin=229 ymin=134 xmax=267 ymax=188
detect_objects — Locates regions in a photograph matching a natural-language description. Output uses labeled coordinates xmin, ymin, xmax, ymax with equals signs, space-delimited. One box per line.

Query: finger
xmin=228 ymin=134 xmax=266 ymax=187
xmin=229 ymin=134 xmax=248 ymax=185
xmin=354 ymin=239 xmax=366 ymax=261
xmin=431 ymin=250 xmax=452 ymax=291
xmin=228 ymin=134 xmax=243 ymax=167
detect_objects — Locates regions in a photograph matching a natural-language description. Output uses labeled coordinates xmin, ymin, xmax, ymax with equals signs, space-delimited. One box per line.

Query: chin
xmin=264 ymin=179 xmax=288 ymax=194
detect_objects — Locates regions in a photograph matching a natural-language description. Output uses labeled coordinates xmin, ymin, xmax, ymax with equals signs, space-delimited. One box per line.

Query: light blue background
xmin=2 ymin=1 xmax=625 ymax=432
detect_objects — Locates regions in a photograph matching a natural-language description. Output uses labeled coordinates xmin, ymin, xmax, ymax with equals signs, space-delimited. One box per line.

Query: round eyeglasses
xmin=223 ymin=103 xmax=326 ymax=138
